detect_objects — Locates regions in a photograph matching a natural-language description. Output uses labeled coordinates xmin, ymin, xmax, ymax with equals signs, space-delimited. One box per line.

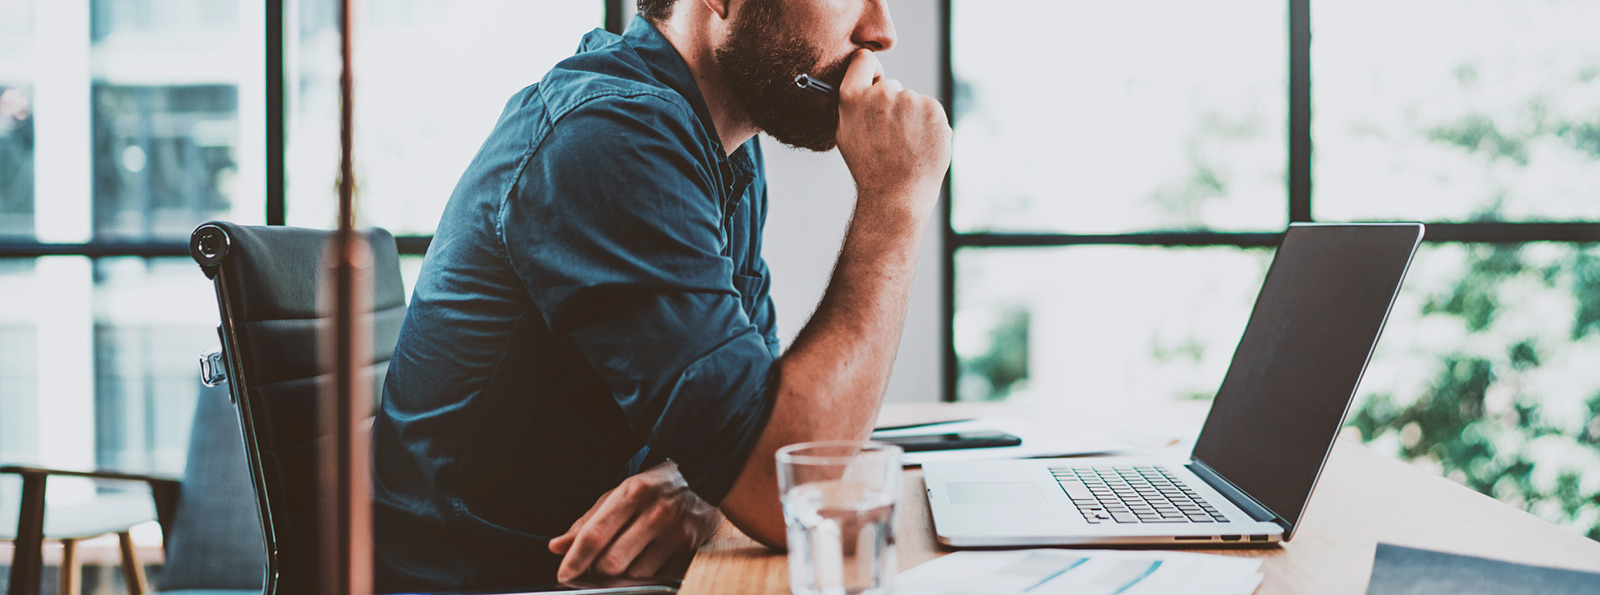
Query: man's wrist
xmin=853 ymin=186 xmax=936 ymax=232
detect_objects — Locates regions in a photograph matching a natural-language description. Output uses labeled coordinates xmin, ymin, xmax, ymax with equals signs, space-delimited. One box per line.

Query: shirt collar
xmin=580 ymin=19 xmax=760 ymax=183
xmin=620 ymin=19 xmax=730 ymax=156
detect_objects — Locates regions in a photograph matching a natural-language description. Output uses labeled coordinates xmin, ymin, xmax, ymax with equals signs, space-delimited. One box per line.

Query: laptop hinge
xmin=1187 ymin=461 xmax=1288 ymax=530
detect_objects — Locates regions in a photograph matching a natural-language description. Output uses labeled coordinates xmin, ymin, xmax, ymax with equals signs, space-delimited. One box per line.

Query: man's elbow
xmin=714 ymin=456 xmax=791 ymax=551
xmin=720 ymin=503 xmax=789 ymax=551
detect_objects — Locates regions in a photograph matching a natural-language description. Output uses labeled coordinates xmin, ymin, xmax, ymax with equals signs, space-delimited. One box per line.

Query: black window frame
xmin=936 ymin=0 xmax=1600 ymax=402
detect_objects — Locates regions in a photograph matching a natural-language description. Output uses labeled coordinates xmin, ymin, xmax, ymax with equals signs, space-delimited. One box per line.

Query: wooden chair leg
xmin=7 ymin=472 xmax=47 ymax=595
xmin=58 ymin=539 xmax=80 ymax=595
xmin=116 ymin=531 xmax=150 ymax=595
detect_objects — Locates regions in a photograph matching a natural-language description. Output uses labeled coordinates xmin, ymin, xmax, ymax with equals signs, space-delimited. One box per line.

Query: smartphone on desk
xmin=874 ymin=430 xmax=1022 ymax=453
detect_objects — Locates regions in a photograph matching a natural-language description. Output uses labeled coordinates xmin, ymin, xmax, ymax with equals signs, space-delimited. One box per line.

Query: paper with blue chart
xmin=895 ymin=549 xmax=1263 ymax=595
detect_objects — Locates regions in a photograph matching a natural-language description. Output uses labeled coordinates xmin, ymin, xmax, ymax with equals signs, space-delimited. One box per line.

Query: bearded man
xmin=370 ymin=0 xmax=950 ymax=590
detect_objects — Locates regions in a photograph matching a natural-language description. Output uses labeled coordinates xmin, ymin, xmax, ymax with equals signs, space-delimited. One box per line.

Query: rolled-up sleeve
xmin=500 ymin=93 xmax=775 ymax=504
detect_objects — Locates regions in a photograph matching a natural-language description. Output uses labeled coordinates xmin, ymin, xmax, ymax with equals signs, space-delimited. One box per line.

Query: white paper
xmin=870 ymin=417 xmax=1179 ymax=467
xmin=895 ymin=549 xmax=1263 ymax=595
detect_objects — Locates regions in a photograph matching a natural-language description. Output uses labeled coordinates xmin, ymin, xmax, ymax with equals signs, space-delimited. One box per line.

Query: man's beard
xmin=713 ymin=0 xmax=848 ymax=152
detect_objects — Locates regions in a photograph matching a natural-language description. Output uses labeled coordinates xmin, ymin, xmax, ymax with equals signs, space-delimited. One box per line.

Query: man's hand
xmin=834 ymin=49 xmax=953 ymax=222
xmin=548 ymin=460 xmax=723 ymax=582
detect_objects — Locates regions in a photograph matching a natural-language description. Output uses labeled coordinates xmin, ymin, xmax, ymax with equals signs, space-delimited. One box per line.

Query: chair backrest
xmin=157 ymin=383 xmax=267 ymax=592
xmin=189 ymin=222 xmax=405 ymax=595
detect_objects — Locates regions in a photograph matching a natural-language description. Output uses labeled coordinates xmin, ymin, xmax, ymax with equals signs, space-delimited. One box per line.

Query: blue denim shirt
xmin=371 ymin=18 xmax=780 ymax=592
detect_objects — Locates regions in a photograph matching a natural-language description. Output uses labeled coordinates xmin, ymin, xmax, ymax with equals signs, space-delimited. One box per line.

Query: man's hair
xmin=635 ymin=0 xmax=678 ymax=23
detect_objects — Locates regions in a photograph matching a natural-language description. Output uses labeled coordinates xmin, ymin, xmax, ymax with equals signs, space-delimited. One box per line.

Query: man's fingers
xmin=549 ymin=533 xmax=573 ymax=554
xmin=839 ymin=49 xmax=883 ymax=96
xmin=594 ymin=505 xmax=673 ymax=576
xmin=622 ymin=538 xmax=680 ymax=578
xmin=557 ymin=485 xmax=644 ymax=582
xmin=882 ymin=78 xmax=904 ymax=94
xmin=549 ymin=488 xmax=614 ymax=554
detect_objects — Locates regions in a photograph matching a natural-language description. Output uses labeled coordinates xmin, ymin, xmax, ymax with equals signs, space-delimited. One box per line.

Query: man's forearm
xmin=715 ymin=48 xmax=951 ymax=549
xmin=778 ymin=200 xmax=927 ymax=439
xmin=717 ymin=194 xmax=931 ymax=548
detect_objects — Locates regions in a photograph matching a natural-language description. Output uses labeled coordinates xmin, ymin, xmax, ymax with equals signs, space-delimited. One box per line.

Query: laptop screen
xmin=1191 ymin=223 xmax=1421 ymax=536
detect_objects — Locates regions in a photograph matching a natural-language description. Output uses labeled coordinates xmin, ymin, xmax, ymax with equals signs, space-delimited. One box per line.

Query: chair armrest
xmin=0 ymin=465 xmax=180 ymax=485
xmin=1 ymin=465 xmax=183 ymax=542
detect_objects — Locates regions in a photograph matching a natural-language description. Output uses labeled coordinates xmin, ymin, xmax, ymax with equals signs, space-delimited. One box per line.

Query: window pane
xmin=0 ymin=84 xmax=33 ymax=239
xmin=961 ymin=241 xmax=1600 ymax=539
xmin=92 ymin=257 xmax=219 ymax=474
xmin=1 ymin=0 xmax=33 ymax=240
xmin=286 ymin=1 xmax=604 ymax=235
xmin=951 ymin=0 xmax=1287 ymax=234
xmin=89 ymin=0 xmax=265 ymax=240
xmin=1313 ymin=0 xmax=1600 ymax=222
xmin=92 ymin=84 xmax=245 ymax=239
xmin=1350 ymin=243 xmax=1600 ymax=539
xmin=0 ymin=256 xmax=218 ymax=477
xmin=954 ymin=246 xmax=1272 ymax=402
xmin=1 ymin=0 xmax=265 ymax=243
xmin=0 ymin=259 xmax=40 ymax=464
xmin=0 ymin=0 xmax=260 ymax=482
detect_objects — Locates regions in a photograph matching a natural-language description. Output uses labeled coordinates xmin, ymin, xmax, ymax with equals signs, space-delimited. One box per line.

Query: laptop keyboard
xmin=1051 ymin=465 xmax=1229 ymax=524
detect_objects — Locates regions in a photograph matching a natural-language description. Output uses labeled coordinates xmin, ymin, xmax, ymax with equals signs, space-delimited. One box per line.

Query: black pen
xmin=794 ymin=74 xmax=837 ymax=98
xmin=871 ymin=418 xmax=977 ymax=433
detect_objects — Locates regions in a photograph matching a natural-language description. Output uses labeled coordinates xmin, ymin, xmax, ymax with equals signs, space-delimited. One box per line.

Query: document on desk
xmin=870 ymin=417 xmax=1179 ymax=467
xmin=896 ymin=549 xmax=1263 ymax=595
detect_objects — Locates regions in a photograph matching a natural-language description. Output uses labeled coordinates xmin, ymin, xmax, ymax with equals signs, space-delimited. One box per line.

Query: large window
xmin=0 ymin=0 xmax=264 ymax=494
xmin=949 ymin=0 xmax=1600 ymax=541
xmin=951 ymin=0 xmax=1286 ymax=235
xmin=0 ymin=0 xmax=608 ymax=517
xmin=1313 ymin=0 xmax=1600 ymax=223
xmin=285 ymin=0 xmax=601 ymax=234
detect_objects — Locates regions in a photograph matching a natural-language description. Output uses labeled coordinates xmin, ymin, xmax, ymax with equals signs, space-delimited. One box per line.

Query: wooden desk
xmin=681 ymin=403 xmax=1600 ymax=594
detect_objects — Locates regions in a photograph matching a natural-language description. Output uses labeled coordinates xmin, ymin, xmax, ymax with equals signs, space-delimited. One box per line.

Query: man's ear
xmin=700 ymin=0 xmax=733 ymax=20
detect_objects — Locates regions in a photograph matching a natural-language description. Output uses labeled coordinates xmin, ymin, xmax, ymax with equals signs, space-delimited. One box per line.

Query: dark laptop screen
xmin=1192 ymin=223 xmax=1421 ymax=536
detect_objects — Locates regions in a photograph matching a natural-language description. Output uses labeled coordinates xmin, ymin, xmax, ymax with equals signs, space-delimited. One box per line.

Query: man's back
xmin=371 ymin=19 xmax=780 ymax=592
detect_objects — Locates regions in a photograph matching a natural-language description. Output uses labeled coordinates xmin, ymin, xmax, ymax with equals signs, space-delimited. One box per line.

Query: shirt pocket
xmin=730 ymin=272 xmax=765 ymax=318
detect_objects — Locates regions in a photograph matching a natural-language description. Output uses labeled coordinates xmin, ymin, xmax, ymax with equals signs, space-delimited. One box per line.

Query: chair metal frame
xmin=188 ymin=223 xmax=282 ymax=595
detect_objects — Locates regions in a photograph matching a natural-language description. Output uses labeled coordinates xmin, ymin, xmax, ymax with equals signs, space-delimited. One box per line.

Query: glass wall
xmin=1350 ymin=243 xmax=1600 ymax=538
xmin=1312 ymin=0 xmax=1600 ymax=540
xmin=955 ymin=247 xmax=1271 ymax=403
xmin=0 ymin=0 xmax=603 ymax=506
xmin=1313 ymin=0 xmax=1600 ymax=223
xmin=951 ymin=0 xmax=1286 ymax=234
xmin=952 ymin=0 xmax=1600 ymax=541
xmin=0 ymin=0 xmax=262 ymax=486
xmin=0 ymin=0 xmax=35 ymax=239
xmin=0 ymin=84 xmax=32 ymax=239
xmin=285 ymin=0 xmax=603 ymax=234
xmin=0 ymin=260 xmax=40 ymax=466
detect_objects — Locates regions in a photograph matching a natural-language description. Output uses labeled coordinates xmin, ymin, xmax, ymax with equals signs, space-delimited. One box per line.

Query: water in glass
xmin=783 ymin=479 xmax=897 ymax=595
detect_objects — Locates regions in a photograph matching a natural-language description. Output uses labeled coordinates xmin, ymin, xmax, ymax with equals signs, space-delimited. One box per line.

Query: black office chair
xmin=189 ymin=222 xmax=404 ymax=595
xmin=189 ymin=223 xmax=673 ymax=595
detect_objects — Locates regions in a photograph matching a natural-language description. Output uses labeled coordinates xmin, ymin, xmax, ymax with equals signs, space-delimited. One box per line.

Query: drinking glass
xmin=777 ymin=441 xmax=903 ymax=595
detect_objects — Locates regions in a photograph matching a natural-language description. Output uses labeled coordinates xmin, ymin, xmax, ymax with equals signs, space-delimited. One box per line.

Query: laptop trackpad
xmin=946 ymin=482 xmax=1046 ymax=506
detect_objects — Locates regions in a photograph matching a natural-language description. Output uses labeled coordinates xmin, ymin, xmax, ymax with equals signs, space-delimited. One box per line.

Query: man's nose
xmin=852 ymin=0 xmax=897 ymax=52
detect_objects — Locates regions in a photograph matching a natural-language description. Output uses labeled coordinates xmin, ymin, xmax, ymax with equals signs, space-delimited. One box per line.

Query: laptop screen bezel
xmin=1189 ymin=222 xmax=1424 ymax=540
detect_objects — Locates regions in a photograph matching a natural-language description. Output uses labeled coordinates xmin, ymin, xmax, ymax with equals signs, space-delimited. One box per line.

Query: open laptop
xmin=922 ymin=222 xmax=1424 ymax=547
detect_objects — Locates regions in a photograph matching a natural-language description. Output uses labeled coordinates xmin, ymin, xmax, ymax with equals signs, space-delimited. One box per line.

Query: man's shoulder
xmin=534 ymin=44 xmax=699 ymax=134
